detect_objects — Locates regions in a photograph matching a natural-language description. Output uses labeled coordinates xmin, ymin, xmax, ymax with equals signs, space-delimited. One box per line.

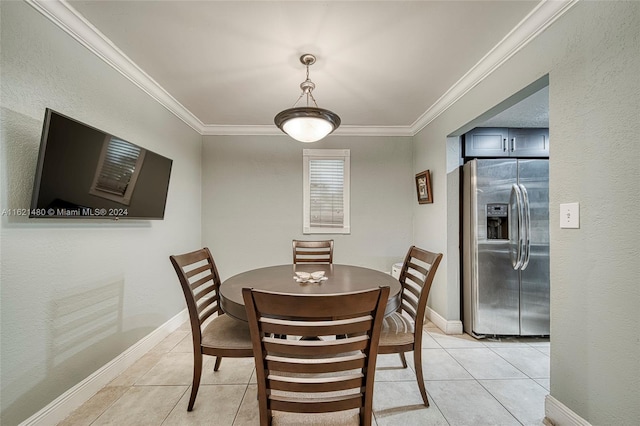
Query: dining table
xmin=220 ymin=263 xmax=402 ymax=322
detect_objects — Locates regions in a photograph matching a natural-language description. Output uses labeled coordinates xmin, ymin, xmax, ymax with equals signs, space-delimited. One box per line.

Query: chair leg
xmin=214 ymin=356 xmax=222 ymax=371
xmin=258 ymin=406 xmax=271 ymax=426
xmin=398 ymin=352 xmax=408 ymax=368
xmin=188 ymin=352 xmax=203 ymax=411
xmin=362 ymin=396 xmax=373 ymax=426
xmin=413 ymin=348 xmax=429 ymax=407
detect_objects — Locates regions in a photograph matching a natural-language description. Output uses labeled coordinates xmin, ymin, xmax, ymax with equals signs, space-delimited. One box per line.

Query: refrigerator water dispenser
xmin=487 ymin=203 xmax=508 ymax=240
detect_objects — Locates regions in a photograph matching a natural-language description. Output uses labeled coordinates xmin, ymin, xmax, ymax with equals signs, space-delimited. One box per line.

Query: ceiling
xmin=477 ymin=85 xmax=549 ymax=128
xmin=40 ymin=1 xmax=562 ymax=135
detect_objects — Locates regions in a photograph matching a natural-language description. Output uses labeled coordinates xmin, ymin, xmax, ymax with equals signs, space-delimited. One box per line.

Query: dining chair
xmin=378 ymin=246 xmax=443 ymax=407
xmin=292 ymin=239 xmax=334 ymax=264
xmin=170 ymin=247 xmax=253 ymax=411
xmin=242 ymin=286 xmax=390 ymax=426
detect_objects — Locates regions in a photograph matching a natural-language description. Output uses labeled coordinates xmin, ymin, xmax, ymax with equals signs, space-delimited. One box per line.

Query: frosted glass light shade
xmin=283 ymin=117 xmax=333 ymax=143
xmin=275 ymin=107 xmax=340 ymax=143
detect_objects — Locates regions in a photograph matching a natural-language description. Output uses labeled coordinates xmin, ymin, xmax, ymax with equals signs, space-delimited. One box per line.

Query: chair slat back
xmin=292 ymin=239 xmax=334 ymax=264
xmin=170 ymin=248 xmax=223 ymax=340
xmin=398 ymin=246 xmax=443 ymax=330
xmin=243 ymin=286 xmax=389 ymax=424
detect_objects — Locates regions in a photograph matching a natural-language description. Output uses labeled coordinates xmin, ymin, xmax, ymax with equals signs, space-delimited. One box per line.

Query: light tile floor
xmin=59 ymin=321 xmax=550 ymax=425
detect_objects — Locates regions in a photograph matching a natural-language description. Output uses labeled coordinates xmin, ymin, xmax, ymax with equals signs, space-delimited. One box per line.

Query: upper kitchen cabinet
xmin=464 ymin=127 xmax=549 ymax=158
xmin=507 ymin=128 xmax=550 ymax=157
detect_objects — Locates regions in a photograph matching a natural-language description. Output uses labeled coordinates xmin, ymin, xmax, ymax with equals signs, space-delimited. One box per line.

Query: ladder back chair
xmin=378 ymin=246 xmax=443 ymax=407
xmin=242 ymin=286 xmax=390 ymax=426
xmin=292 ymin=239 xmax=334 ymax=264
xmin=170 ymin=248 xmax=253 ymax=411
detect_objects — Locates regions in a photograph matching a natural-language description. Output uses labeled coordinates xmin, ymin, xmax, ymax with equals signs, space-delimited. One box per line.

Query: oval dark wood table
xmin=220 ymin=264 xmax=402 ymax=322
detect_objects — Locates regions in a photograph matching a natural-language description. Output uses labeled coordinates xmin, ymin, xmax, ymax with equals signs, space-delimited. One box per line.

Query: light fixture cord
xmin=307 ymin=92 xmax=319 ymax=108
xmin=292 ymin=92 xmax=305 ymax=108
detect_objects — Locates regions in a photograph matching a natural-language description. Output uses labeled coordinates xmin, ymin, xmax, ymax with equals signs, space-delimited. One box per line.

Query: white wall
xmin=413 ymin=2 xmax=640 ymax=424
xmin=202 ymin=135 xmax=413 ymax=280
xmin=0 ymin=2 xmax=203 ymax=424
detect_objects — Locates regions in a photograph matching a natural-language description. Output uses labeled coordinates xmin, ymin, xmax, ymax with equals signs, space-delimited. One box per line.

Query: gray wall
xmin=414 ymin=2 xmax=640 ymax=424
xmin=0 ymin=2 xmax=203 ymax=424
xmin=2 ymin=1 xmax=639 ymax=425
xmin=202 ymin=135 xmax=413 ymax=280
xmin=547 ymin=3 xmax=639 ymax=423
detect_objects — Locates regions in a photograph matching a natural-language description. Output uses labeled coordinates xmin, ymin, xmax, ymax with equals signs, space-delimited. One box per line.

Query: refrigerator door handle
xmin=519 ymin=183 xmax=531 ymax=270
xmin=509 ymin=184 xmax=524 ymax=270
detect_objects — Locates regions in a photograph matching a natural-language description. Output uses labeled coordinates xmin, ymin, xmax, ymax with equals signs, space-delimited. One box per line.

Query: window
xmin=89 ymin=136 xmax=146 ymax=205
xmin=303 ymin=149 xmax=350 ymax=234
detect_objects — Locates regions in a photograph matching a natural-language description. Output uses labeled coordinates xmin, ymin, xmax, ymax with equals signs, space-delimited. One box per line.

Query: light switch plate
xmin=560 ymin=202 xmax=580 ymax=229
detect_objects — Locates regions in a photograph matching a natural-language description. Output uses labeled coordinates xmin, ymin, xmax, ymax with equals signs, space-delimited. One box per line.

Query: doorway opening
xmin=446 ymin=75 xmax=550 ymax=340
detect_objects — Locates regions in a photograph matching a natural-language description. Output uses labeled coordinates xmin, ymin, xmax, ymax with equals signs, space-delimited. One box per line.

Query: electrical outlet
xmin=560 ymin=203 xmax=580 ymax=229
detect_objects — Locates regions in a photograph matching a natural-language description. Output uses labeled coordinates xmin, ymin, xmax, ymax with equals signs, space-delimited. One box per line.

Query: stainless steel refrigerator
xmin=462 ymin=159 xmax=550 ymax=337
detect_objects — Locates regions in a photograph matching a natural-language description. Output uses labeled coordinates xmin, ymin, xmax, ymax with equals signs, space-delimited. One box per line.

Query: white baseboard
xmin=544 ymin=395 xmax=592 ymax=426
xmin=425 ymin=306 xmax=463 ymax=335
xmin=19 ymin=309 xmax=189 ymax=426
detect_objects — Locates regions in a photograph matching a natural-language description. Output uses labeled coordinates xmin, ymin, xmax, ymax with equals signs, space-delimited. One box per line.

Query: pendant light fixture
xmin=274 ymin=54 xmax=341 ymax=143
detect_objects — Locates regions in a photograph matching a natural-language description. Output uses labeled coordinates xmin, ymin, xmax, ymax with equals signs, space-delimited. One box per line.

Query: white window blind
xmin=96 ymin=137 xmax=141 ymax=196
xmin=90 ymin=136 xmax=146 ymax=205
xmin=309 ymin=159 xmax=344 ymax=227
xmin=303 ymin=149 xmax=350 ymax=234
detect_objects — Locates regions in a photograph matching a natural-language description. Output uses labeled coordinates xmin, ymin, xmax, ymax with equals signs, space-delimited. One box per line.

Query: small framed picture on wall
xmin=415 ymin=170 xmax=433 ymax=204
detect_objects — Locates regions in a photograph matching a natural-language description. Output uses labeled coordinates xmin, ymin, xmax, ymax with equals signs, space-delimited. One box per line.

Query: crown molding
xmin=200 ymin=124 xmax=414 ymax=137
xmin=336 ymin=125 xmax=414 ymax=137
xmin=410 ymin=0 xmax=578 ymax=134
xmin=26 ymin=0 xmax=205 ymax=133
xmin=27 ymin=0 xmax=577 ymax=138
xmin=200 ymin=125 xmax=281 ymax=136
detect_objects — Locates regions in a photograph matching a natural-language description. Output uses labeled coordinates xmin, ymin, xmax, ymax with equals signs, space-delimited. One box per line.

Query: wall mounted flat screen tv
xmin=29 ymin=109 xmax=173 ymax=219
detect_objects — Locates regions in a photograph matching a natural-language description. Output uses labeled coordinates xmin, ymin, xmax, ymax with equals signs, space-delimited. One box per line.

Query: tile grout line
xmin=419 ymin=389 xmax=452 ymax=426
xmin=486 ymin=345 xmax=549 ymax=380
xmin=231 ymin=381 xmax=252 ymax=426
xmin=85 ymin=386 xmax=126 ymax=426
xmin=160 ymin=386 xmax=190 ymax=425
xmin=434 ymin=339 xmax=531 ymax=425
xmin=437 ymin=338 xmax=533 ymax=425
xmin=422 ymin=338 xmax=506 ymax=425
xmin=474 ymin=378 xmax=526 ymax=426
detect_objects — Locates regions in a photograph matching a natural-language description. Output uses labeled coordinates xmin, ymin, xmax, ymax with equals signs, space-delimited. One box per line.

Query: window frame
xmin=302 ymin=148 xmax=350 ymax=235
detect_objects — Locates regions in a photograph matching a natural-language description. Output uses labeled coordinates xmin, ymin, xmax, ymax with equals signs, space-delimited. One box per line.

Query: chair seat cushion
xmin=201 ymin=314 xmax=253 ymax=350
xmin=379 ymin=312 xmax=415 ymax=346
